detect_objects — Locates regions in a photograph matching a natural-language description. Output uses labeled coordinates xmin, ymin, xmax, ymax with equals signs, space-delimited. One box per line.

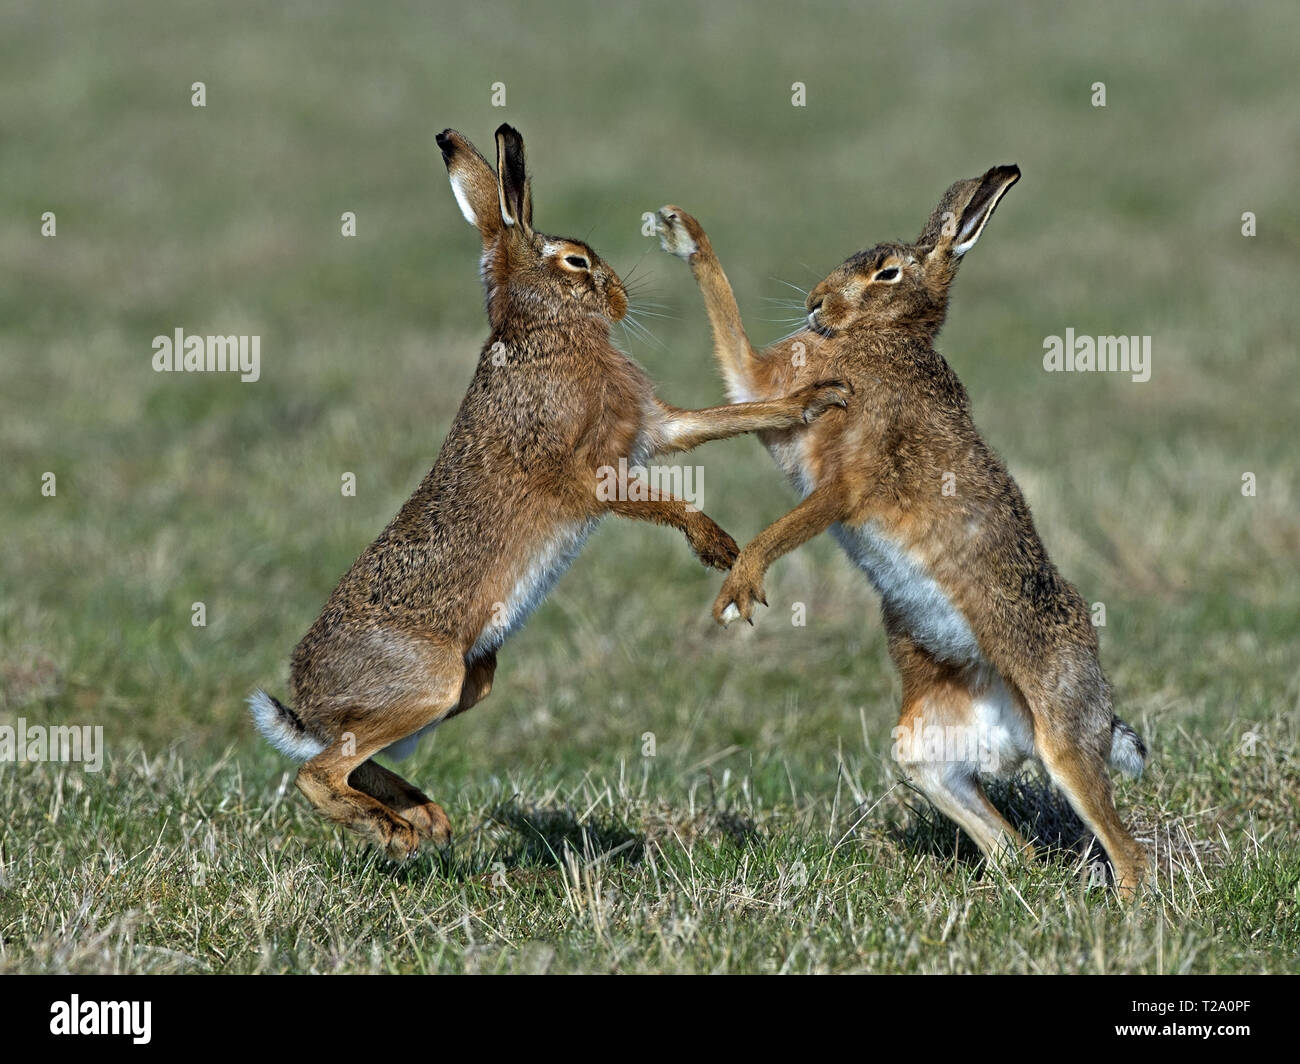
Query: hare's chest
xmin=768 ymin=428 xmax=818 ymax=496
xmin=832 ymin=520 xmax=982 ymax=665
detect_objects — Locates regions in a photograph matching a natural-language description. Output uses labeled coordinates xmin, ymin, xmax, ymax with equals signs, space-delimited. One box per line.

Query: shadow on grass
xmin=484 ymin=800 xmax=646 ymax=869
xmin=477 ymin=795 xmax=763 ymax=870
xmin=891 ymin=771 xmax=1116 ymax=883
xmin=369 ymin=793 xmax=764 ymax=885
xmin=376 ymin=801 xmax=648 ymax=885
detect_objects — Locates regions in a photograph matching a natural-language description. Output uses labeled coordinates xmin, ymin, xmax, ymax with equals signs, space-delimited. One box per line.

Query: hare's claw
xmin=798 ymin=378 xmax=852 ymax=423
xmin=714 ymin=565 xmax=765 ymax=627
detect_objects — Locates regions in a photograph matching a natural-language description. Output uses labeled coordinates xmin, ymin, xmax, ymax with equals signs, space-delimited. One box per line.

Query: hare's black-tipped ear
xmin=437 ymin=128 xmax=502 ymax=241
xmin=919 ymin=164 xmax=1020 ymax=260
xmin=494 ymin=124 xmax=533 ymax=236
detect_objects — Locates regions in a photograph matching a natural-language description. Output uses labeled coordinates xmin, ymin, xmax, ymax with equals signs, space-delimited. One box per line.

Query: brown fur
xmin=252 ymin=126 xmax=849 ymax=858
xmin=655 ymin=167 xmax=1149 ymax=894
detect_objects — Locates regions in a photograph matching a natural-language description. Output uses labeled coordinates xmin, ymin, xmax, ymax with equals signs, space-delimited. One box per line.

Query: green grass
xmin=2 ymin=0 xmax=1298 ymax=973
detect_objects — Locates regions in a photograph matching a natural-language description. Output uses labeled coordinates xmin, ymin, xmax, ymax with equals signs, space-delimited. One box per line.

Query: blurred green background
xmin=1 ymin=1 xmax=1297 ymax=972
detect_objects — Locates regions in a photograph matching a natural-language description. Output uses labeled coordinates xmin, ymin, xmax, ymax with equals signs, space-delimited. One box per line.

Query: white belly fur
xmin=468 ymin=517 xmax=598 ymax=661
xmin=768 ymin=430 xmax=978 ymax=664
xmin=761 ymin=406 xmax=1033 ymax=778
xmin=829 ymin=520 xmax=1035 ymax=778
xmin=766 ymin=426 xmax=819 ymax=503
xmin=968 ymin=668 xmax=1036 ymax=777
xmin=831 ymin=519 xmax=982 ymax=666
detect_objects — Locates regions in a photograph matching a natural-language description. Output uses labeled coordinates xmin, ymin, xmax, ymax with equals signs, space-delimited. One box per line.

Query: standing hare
xmin=250 ymin=125 xmax=848 ymax=859
xmin=655 ymin=167 xmax=1150 ymax=894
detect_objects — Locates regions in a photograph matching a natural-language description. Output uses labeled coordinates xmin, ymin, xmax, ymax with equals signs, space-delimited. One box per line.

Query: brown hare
xmin=249 ymin=125 xmax=849 ymax=859
xmin=655 ymin=167 xmax=1150 ymax=894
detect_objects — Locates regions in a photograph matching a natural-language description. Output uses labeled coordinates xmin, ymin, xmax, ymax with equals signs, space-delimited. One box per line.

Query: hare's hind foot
xmin=297 ymin=760 xmax=424 ymax=860
xmin=291 ymin=643 xmax=467 ymax=860
xmin=351 ymin=759 xmax=453 ymax=846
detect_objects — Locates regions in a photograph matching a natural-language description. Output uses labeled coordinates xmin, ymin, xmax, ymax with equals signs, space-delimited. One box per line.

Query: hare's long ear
xmin=919 ymin=164 xmax=1020 ymax=261
xmin=436 ymin=129 xmax=502 ymax=242
xmin=494 ymin=124 xmax=534 ymax=236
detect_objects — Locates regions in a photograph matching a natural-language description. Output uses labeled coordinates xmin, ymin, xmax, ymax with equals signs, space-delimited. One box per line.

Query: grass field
xmin=2 ymin=1 xmax=1298 ymax=973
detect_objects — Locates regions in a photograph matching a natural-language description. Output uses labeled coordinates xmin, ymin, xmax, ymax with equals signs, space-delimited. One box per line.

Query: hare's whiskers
xmin=620 ymin=314 xmax=666 ymax=351
xmin=582 ymin=203 xmax=615 ymax=243
xmin=771 ymin=277 xmax=810 ymax=298
xmin=772 ymin=323 xmax=812 ymax=344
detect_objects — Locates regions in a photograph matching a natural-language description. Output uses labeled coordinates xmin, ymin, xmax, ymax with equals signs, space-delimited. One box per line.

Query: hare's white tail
xmin=1109 ymin=716 xmax=1147 ymax=778
xmin=248 ymin=690 xmax=325 ymax=761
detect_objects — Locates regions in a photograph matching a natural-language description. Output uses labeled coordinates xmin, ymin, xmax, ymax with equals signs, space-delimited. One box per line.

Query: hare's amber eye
xmin=565 ymin=255 xmax=589 ymax=269
xmin=874 ymin=267 xmax=900 ymax=282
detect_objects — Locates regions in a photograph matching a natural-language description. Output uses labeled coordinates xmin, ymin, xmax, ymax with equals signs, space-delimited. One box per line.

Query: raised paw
xmin=713 ymin=563 xmax=767 ymax=626
xmin=688 ymin=517 xmax=740 ymax=571
xmin=794 ymin=378 xmax=852 ymax=424
xmin=655 ymin=205 xmax=706 ymax=260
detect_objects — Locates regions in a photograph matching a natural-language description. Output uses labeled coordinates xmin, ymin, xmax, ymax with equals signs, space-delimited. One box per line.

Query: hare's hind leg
xmin=1014 ymin=659 xmax=1148 ymax=896
xmin=348 ymin=760 xmax=452 ymax=845
xmin=891 ymin=638 xmax=1035 ymax=871
xmin=348 ymin=651 xmax=498 ymax=844
xmin=1032 ymin=735 xmax=1147 ymax=896
xmin=295 ymin=640 xmax=466 ymax=859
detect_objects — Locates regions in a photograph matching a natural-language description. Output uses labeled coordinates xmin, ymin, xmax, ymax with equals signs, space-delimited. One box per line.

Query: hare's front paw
xmin=713 ymin=562 xmax=767 ymax=626
xmin=794 ymin=378 xmax=852 ymax=424
xmin=688 ymin=516 xmax=740 ymax=571
xmin=655 ymin=205 xmax=704 ymax=260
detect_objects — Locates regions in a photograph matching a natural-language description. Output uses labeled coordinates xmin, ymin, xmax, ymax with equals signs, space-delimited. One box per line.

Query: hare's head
xmin=436 ymin=124 xmax=628 ymax=330
xmin=805 ymin=165 xmax=1020 ymax=340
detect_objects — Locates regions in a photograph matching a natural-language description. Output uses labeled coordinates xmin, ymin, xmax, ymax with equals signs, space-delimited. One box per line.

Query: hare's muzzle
xmin=605 ymin=278 xmax=629 ymax=322
xmin=807 ymin=298 xmax=829 ymax=336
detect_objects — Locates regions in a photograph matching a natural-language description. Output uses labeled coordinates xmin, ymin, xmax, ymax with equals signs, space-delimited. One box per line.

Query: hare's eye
xmin=565 ymin=255 xmax=589 ymax=270
xmin=874 ymin=267 xmax=900 ymax=282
